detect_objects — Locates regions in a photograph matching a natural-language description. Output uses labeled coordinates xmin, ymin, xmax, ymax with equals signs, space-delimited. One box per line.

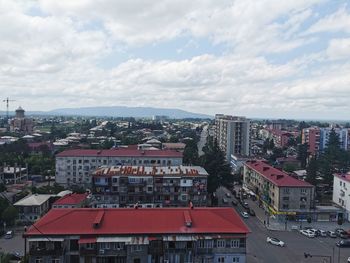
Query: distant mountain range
xmin=1 ymin=106 xmax=212 ymax=119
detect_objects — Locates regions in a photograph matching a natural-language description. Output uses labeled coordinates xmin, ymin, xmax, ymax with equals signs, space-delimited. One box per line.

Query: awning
xmin=28 ymin=237 xmax=64 ymax=242
xmin=78 ymin=237 xmax=97 ymax=244
xmin=97 ymin=237 xmax=132 ymax=243
xmin=163 ymin=235 xmax=197 ymax=241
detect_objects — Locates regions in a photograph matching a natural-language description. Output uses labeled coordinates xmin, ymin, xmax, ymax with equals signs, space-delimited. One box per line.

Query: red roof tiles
xmin=25 ymin=208 xmax=249 ymax=236
xmin=245 ymin=160 xmax=312 ymax=187
xmin=53 ymin=193 xmax=88 ymax=206
xmin=56 ymin=149 xmax=183 ymax=158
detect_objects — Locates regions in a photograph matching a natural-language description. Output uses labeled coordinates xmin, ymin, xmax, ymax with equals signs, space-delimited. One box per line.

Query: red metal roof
xmin=53 ymin=193 xmax=88 ymax=206
xmin=24 ymin=208 xmax=249 ymax=236
xmin=56 ymin=149 xmax=183 ymax=158
xmin=245 ymin=160 xmax=312 ymax=187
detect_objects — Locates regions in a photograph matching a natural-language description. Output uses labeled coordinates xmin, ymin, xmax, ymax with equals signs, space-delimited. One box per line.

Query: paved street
xmin=0 ymin=228 xmax=26 ymax=255
xmin=197 ymin=124 xmax=208 ymax=156
xmin=216 ymin=186 xmax=350 ymax=263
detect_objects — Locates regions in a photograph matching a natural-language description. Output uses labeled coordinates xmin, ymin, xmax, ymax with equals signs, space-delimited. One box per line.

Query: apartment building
xmin=333 ymin=173 xmax=350 ymax=222
xmin=91 ymin=165 xmax=208 ymax=208
xmin=214 ymin=114 xmax=250 ymax=161
xmin=55 ymin=149 xmax=183 ymax=187
xmin=25 ymin=207 xmax=249 ymax=263
xmin=302 ymin=127 xmax=349 ymax=155
xmin=243 ymin=160 xmax=315 ymax=221
xmin=301 ymin=127 xmax=320 ymax=155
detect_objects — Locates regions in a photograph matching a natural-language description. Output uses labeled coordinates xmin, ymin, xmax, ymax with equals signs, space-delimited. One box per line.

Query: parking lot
xmin=216 ymin=186 xmax=350 ymax=263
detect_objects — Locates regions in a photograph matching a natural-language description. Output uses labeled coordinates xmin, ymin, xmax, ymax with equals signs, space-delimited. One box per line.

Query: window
xmin=230 ymin=240 xmax=240 ymax=248
xmin=100 ymin=242 xmax=110 ymax=249
xmin=217 ymin=257 xmax=225 ymax=263
xmin=130 ymin=245 xmax=142 ymax=252
xmin=35 ymin=258 xmax=43 ymax=263
xmin=300 ymin=188 xmax=307 ymax=194
xmin=300 ymin=204 xmax=306 ymax=209
xmin=114 ymin=243 xmax=124 ymax=250
xmin=283 ymin=188 xmax=290 ymax=194
xmin=216 ymin=240 xmax=225 ymax=248
xmin=198 ymin=240 xmax=213 ymax=248
xmin=52 ymin=259 xmax=60 ymax=263
xmin=282 ymin=204 xmax=289 ymax=209
xmin=283 ymin=196 xmax=289 ymax=201
xmin=232 ymin=258 xmax=240 ymax=262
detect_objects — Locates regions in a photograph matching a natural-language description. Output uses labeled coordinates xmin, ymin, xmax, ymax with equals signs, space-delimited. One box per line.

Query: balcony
xmin=29 ymin=247 xmax=64 ymax=256
xmin=79 ymin=248 xmax=97 ymax=256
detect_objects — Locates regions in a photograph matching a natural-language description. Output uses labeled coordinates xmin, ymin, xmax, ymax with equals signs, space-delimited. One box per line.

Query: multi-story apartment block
xmin=55 ymin=149 xmax=183 ymax=187
xmin=301 ymin=127 xmax=320 ymax=156
xmin=260 ymin=129 xmax=297 ymax=148
xmin=25 ymin=207 xmax=249 ymax=263
xmin=302 ymin=127 xmax=349 ymax=155
xmin=243 ymin=160 xmax=315 ymax=221
xmin=333 ymin=173 xmax=350 ymax=222
xmin=91 ymin=165 xmax=208 ymax=208
xmin=214 ymin=114 xmax=250 ymax=161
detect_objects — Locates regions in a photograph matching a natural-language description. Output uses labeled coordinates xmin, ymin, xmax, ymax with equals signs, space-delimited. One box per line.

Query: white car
xmin=241 ymin=212 xmax=249 ymax=218
xmin=347 ymin=256 xmax=350 ymax=263
xmin=300 ymin=229 xmax=315 ymax=238
xmin=266 ymin=237 xmax=285 ymax=247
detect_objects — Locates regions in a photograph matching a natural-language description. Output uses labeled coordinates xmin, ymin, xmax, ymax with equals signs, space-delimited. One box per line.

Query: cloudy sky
xmin=1 ymin=0 xmax=350 ymax=119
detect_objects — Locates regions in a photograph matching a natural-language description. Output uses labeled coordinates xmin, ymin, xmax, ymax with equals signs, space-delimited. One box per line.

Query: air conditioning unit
xmin=99 ymin=249 xmax=105 ymax=254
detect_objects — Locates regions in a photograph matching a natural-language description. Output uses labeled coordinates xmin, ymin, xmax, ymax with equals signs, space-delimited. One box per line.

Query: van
xmin=5 ymin=230 xmax=14 ymax=239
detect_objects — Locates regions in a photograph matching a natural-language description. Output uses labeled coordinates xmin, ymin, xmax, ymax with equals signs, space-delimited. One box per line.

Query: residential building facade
xmin=91 ymin=165 xmax=208 ymax=208
xmin=25 ymin=208 xmax=249 ymax=263
xmin=55 ymin=149 xmax=183 ymax=187
xmin=14 ymin=194 xmax=55 ymax=223
xmin=333 ymin=173 xmax=350 ymax=222
xmin=214 ymin=114 xmax=250 ymax=161
xmin=243 ymin=160 xmax=315 ymax=221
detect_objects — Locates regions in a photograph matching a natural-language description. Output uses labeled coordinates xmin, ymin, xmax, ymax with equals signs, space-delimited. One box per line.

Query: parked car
xmin=266 ymin=237 xmax=285 ymax=247
xmin=248 ymin=209 xmax=256 ymax=216
xmin=241 ymin=212 xmax=249 ymax=218
xmin=347 ymin=256 xmax=350 ymax=263
xmin=231 ymin=199 xmax=238 ymax=206
xmin=336 ymin=240 xmax=350 ymax=247
xmin=242 ymin=202 xmax=249 ymax=208
xmin=317 ymin=230 xmax=327 ymax=237
xmin=4 ymin=230 xmax=14 ymax=239
xmin=327 ymin=231 xmax=337 ymax=238
xmin=225 ymin=192 xmax=231 ymax=198
xmin=309 ymin=229 xmax=319 ymax=236
xmin=335 ymin=228 xmax=349 ymax=239
xmin=222 ymin=198 xmax=228 ymax=204
xmin=300 ymin=230 xmax=315 ymax=238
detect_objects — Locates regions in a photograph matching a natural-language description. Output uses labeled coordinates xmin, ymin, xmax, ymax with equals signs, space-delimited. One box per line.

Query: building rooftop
xmin=14 ymin=194 xmax=54 ymax=206
xmin=53 ymin=193 xmax=88 ymax=206
xmin=24 ymin=208 xmax=250 ymax=236
xmin=92 ymin=165 xmax=208 ymax=177
xmin=334 ymin=173 xmax=350 ymax=183
xmin=245 ymin=160 xmax=313 ymax=187
xmin=3 ymin=167 xmax=27 ymax=174
xmin=56 ymin=149 xmax=183 ymax=158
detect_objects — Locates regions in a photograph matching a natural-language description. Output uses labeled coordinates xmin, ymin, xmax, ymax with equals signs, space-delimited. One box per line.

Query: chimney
xmin=263 ymin=167 xmax=269 ymax=171
xmin=93 ymin=211 xmax=105 ymax=229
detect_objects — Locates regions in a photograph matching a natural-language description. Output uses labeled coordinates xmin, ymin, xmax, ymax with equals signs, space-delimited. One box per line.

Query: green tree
xmin=183 ymin=139 xmax=199 ymax=165
xmin=306 ymin=156 xmax=318 ymax=185
xmin=200 ymin=139 xmax=232 ymax=193
xmin=297 ymin=143 xmax=308 ymax=168
xmin=2 ymin=206 xmax=18 ymax=226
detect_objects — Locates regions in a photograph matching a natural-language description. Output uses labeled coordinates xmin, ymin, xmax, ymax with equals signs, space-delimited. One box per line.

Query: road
xmin=197 ymin=125 xmax=208 ymax=156
xmin=0 ymin=228 xmax=26 ymax=255
xmin=216 ymin=186 xmax=350 ymax=263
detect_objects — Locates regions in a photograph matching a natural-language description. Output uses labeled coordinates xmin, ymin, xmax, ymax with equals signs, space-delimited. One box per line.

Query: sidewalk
xmin=245 ymin=195 xmax=350 ymax=232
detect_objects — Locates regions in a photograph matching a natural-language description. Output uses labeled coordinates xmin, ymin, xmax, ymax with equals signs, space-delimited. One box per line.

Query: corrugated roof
xmin=24 ymin=208 xmax=249 ymax=236
xmin=245 ymin=160 xmax=312 ymax=187
xmin=53 ymin=193 xmax=88 ymax=205
xmin=14 ymin=194 xmax=54 ymax=206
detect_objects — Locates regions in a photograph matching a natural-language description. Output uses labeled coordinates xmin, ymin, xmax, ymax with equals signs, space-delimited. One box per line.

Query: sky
xmin=1 ymin=0 xmax=350 ymax=120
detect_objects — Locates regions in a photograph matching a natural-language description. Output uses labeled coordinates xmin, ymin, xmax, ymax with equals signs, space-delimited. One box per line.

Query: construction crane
xmin=2 ymin=97 xmax=16 ymax=119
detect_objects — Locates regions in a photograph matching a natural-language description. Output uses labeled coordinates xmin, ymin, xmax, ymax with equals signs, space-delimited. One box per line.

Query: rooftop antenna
xmin=2 ymin=97 xmax=15 ymax=119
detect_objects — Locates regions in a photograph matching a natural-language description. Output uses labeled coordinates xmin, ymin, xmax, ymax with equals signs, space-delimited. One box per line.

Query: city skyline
xmin=1 ymin=1 xmax=350 ymax=119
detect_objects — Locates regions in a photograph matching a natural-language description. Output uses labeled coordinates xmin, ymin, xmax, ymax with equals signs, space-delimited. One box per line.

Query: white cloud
xmin=326 ymin=38 xmax=350 ymax=60
xmin=306 ymin=6 xmax=350 ymax=34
